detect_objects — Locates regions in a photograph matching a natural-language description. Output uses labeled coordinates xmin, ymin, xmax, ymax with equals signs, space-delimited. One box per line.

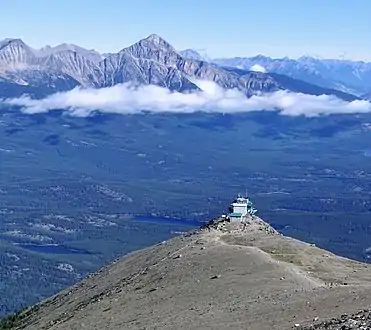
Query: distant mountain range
xmin=0 ymin=34 xmax=367 ymax=101
xmin=211 ymin=54 xmax=371 ymax=96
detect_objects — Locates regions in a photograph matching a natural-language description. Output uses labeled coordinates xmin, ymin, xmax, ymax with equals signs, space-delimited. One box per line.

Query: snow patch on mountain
xmin=249 ymin=64 xmax=266 ymax=73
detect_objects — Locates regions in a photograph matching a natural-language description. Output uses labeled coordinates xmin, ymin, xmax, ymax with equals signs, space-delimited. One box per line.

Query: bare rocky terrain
xmin=4 ymin=216 xmax=371 ymax=330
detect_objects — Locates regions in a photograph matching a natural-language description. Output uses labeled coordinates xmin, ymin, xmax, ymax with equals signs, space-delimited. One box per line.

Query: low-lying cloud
xmin=3 ymin=81 xmax=371 ymax=117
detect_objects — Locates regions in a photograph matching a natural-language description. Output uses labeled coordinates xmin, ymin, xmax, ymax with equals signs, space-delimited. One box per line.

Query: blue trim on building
xmin=229 ymin=212 xmax=242 ymax=217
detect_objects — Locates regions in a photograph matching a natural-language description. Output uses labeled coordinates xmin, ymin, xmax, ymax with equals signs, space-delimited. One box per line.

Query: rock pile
xmin=200 ymin=215 xmax=279 ymax=236
xmin=299 ymin=309 xmax=371 ymax=330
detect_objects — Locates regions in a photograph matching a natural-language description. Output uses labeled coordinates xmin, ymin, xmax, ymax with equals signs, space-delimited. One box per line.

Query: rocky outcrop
xmin=298 ymin=309 xmax=371 ymax=330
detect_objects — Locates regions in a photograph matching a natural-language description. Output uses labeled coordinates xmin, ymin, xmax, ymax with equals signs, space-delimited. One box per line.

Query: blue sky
xmin=1 ymin=0 xmax=370 ymax=60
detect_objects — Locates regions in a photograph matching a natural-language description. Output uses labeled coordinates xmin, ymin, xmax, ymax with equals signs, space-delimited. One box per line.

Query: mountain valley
xmin=2 ymin=106 xmax=371 ymax=318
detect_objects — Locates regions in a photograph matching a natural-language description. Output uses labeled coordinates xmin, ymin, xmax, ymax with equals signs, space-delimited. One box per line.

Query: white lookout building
xmin=228 ymin=195 xmax=257 ymax=222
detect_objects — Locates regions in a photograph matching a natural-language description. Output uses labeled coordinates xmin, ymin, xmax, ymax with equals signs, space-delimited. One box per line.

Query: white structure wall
xmin=232 ymin=204 xmax=247 ymax=216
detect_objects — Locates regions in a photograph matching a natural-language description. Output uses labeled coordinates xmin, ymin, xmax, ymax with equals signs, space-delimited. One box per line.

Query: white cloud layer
xmin=2 ymin=81 xmax=371 ymax=117
xmin=249 ymin=64 xmax=267 ymax=73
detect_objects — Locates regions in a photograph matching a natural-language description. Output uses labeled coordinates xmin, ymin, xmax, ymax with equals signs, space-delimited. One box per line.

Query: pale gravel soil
xmin=9 ymin=216 xmax=371 ymax=330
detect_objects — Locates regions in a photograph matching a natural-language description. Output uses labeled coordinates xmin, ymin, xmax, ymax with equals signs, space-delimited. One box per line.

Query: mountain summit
xmin=0 ymin=34 xmax=358 ymax=100
xmin=143 ymin=34 xmax=175 ymax=49
xmin=3 ymin=216 xmax=371 ymax=330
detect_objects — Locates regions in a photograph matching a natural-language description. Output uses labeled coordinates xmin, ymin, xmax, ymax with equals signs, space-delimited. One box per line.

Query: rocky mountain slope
xmin=0 ymin=35 xmax=358 ymax=100
xmin=3 ymin=216 xmax=371 ymax=330
xmin=212 ymin=54 xmax=371 ymax=96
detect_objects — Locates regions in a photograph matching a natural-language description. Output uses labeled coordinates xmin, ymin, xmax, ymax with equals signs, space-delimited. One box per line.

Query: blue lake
xmin=17 ymin=244 xmax=90 ymax=255
xmin=133 ymin=216 xmax=203 ymax=227
xmin=15 ymin=216 xmax=203 ymax=255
